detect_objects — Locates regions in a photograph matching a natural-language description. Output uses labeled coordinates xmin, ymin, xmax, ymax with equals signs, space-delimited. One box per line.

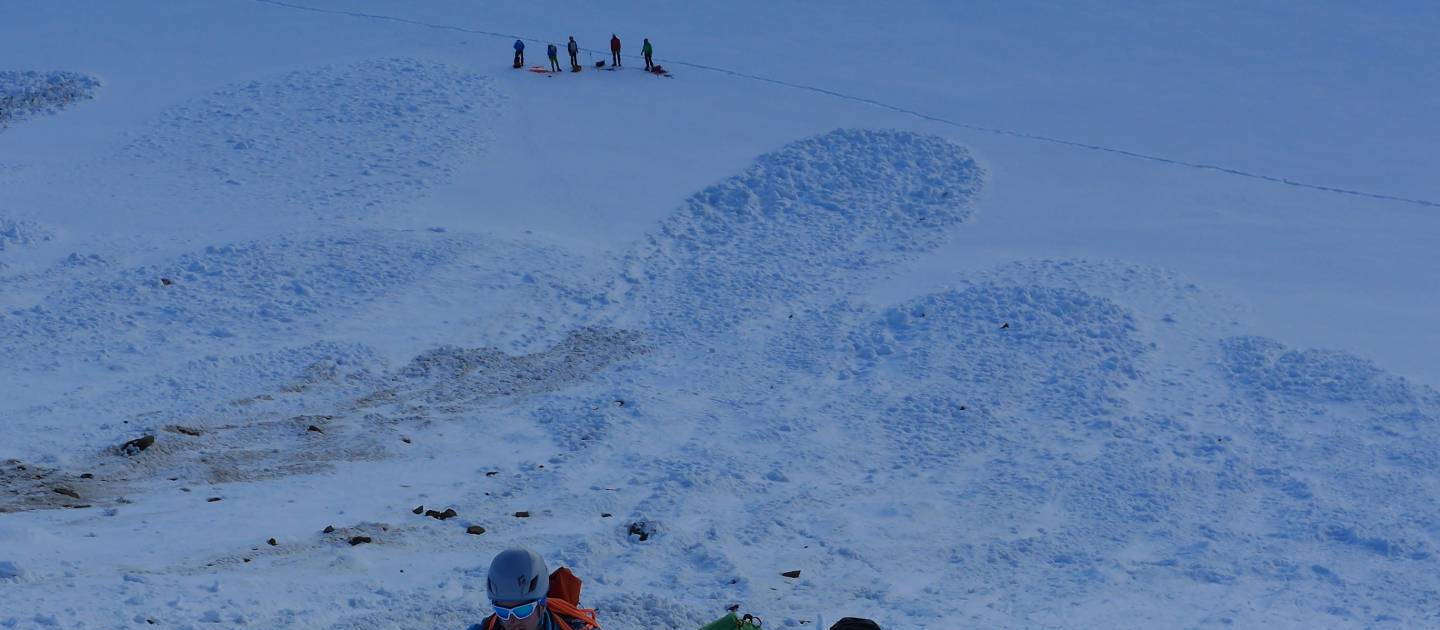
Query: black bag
xmin=830 ymin=619 xmax=881 ymax=630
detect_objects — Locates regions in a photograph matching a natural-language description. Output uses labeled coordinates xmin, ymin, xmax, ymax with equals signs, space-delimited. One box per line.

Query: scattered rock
xmin=781 ymin=570 xmax=801 ymax=579
xmin=323 ymin=525 xmax=336 ymax=533
xmin=514 ymin=511 xmax=530 ymax=518
xmin=601 ymin=513 xmax=612 ymax=518
xmin=425 ymin=508 xmax=458 ymax=520
xmin=120 ymin=435 xmax=156 ymax=455
xmin=267 ymin=538 xmax=277 ymax=546
xmin=167 ymin=425 xmax=202 ymax=437
xmin=628 ymin=521 xmax=656 ymax=542
xmin=485 ymin=471 xmax=498 ymax=477
xmin=466 ymin=525 xmax=486 ymax=535
xmin=160 ymin=277 xmax=173 ymax=286
xmin=80 ymin=473 xmax=94 ymax=479
xmin=1000 ymin=322 xmax=1010 ymax=330
xmin=412 ymin=505 xmax=424 ymax=515
xmin=348 ymin=536 xmax=372 ymax=546
xmin=401 ymin=436 xmax=412 ymax=444
xmin=53 ymin=487 xmax=80 ymax=499
xmin=206 ymin=497 xmax=222 ymax=502
xmin=307 ymin=425 xmax=323 ymax=433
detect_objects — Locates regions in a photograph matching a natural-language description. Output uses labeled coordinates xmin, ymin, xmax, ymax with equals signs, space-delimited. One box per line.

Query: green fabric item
xmin=699 ymin=612 xmax=761 ymax=630
xmin=643 ymin=41 xmax=653 ymax=55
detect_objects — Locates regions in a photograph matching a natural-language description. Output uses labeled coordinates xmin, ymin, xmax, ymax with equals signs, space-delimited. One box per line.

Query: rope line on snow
xmin=250 ymin=0 xmax=1440 ymax=209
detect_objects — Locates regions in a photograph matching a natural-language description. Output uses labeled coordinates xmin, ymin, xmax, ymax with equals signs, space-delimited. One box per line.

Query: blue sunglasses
xmin=493 ymin=598 xmax=545 ymax=620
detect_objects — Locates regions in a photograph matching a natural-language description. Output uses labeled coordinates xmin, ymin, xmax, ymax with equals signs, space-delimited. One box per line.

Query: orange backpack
xmin=485 ymin=567 xmax=602 ymax=630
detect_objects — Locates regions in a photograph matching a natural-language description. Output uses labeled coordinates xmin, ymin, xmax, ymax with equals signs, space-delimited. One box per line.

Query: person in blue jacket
xmin=513 ymin=39 xmax=525 ymax=67
xmin=466 ymin=549 xmax=592 ymax=630
xmin=547 ymin=43 xmax=561 ymax=72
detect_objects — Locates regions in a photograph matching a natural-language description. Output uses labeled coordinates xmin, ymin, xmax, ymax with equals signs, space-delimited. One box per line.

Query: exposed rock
xmin=466 ymin=525 xmax=486 ymax=535
xmin=348 ymin=536 xmax=372 ymax=546
xmin=120 ymin=435 xmax=156 ymax=455
xmin=628 ymin=521 xmax=656 ymax=542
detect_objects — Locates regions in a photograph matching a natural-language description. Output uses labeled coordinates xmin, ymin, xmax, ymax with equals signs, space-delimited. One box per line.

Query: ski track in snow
xmin=2 ymin=95 xmax=1440 ymax=628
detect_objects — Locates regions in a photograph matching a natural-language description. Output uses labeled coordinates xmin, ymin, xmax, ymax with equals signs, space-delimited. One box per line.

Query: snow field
xmin=0 ymin=3 xmax=1436 ymax=623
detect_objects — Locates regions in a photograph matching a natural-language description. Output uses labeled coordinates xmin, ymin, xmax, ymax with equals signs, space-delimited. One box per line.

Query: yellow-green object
xmin=699 ymin=612 xmax=762 ymax=630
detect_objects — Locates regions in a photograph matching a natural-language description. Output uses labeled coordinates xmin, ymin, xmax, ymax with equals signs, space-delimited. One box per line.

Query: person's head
xmin=488 ymin=548 xmax=549 ymax=630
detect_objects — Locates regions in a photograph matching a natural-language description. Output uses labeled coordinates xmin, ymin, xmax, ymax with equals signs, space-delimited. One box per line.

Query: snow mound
xmin=846 ymin=285 xmax=1145 ymax=420
xmin=0 ymin=230 xmax=471 ymax=372
xmin=1221 ymin=335 xmax=1431 ymax=407
xmin=626 ymin=129 xmax=985 ymax=338
xmin=121 ymin=58 xmax=499 ymax=213
xmin=0 ymin=215 xmax=54 ymax=252
xmin=0 ymin=70 xmax=100 ymax=129
xmin=0 ymin=560 xmax=25 ymax=581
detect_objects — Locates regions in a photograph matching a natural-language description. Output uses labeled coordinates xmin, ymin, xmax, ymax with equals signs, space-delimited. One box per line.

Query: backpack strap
xmin=546 ymin=599 xmax=602 ymax=629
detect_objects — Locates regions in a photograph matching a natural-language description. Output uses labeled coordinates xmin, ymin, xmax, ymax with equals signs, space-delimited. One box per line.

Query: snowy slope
xmin=2 ymin=1 xmax=1439 ymax=628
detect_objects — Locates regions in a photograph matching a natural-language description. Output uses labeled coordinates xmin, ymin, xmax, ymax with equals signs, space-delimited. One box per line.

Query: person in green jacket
xmin=642 ymin=38 xmax=655 ymax=71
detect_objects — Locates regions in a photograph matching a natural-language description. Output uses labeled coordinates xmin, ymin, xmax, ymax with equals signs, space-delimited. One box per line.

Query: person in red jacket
xmin=609 ymin=34 xmax=622 ymax=68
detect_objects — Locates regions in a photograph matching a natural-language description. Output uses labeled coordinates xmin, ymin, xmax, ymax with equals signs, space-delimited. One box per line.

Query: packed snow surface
xmin=1 ymin=1 xmax=1438 ymax=629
